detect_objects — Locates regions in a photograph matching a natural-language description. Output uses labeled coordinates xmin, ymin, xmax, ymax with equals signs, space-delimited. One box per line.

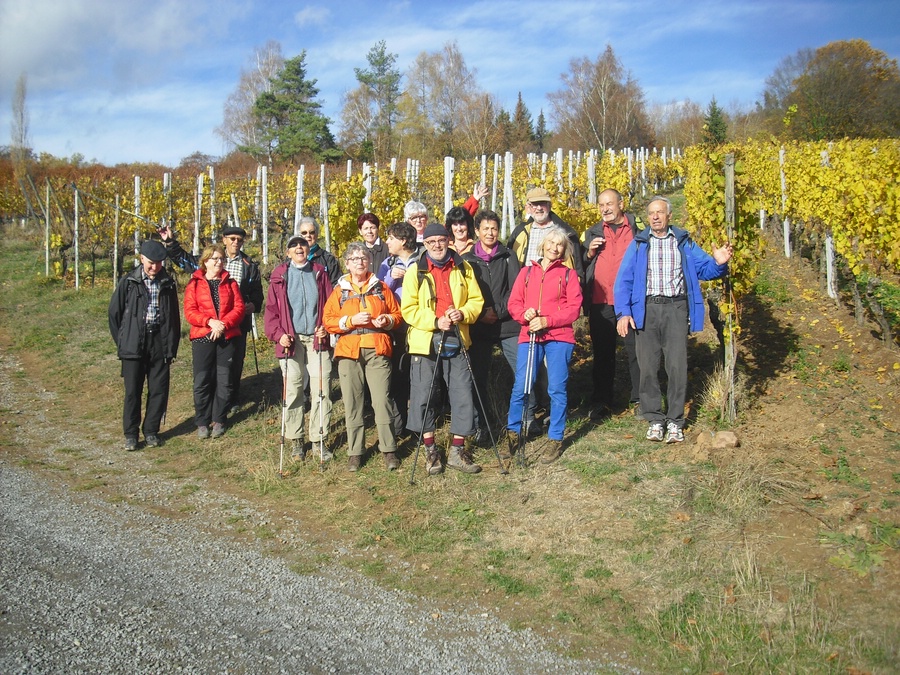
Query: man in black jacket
xmin=108 ymin=240 xmax=180 ymax=450
xmin=159 ymin=222 xmax=263 ymax=413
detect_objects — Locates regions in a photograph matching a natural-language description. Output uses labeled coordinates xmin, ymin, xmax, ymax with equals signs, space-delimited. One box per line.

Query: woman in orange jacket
xmin=323 ymin=243 xmax=403 ymax=471
xmin=183 ymin=244 xmax=245 ymax=439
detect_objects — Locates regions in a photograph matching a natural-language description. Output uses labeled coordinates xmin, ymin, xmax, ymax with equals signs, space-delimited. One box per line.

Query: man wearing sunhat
xmin=159 ymin=222 xmax=263 ymax=413
xmin=108 ymin=240 xmax=180 ymax=450
xmin=507 ymin=186 xmax=583 ymax=280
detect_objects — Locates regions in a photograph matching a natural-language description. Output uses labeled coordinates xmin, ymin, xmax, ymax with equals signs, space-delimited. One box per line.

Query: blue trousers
xmin=507 ymin=340 xmax=573 ymax=441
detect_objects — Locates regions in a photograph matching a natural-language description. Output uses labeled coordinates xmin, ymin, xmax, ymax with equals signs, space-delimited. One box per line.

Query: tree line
xmin=209 ymin=38 xmax=899 ymax=171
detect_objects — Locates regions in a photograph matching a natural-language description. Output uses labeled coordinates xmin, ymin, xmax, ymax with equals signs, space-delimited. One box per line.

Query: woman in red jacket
xmin=505 ymin=226 xmax=582 ymax=464
xmin=184 ymin=245 xmax=245 ymax=439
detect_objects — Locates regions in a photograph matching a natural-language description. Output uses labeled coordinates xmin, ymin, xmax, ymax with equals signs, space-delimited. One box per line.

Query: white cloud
xmin=0 ymin=0 xmax=244 ymax=92
xmin=294 ymin=6 xmax=330 ymax=27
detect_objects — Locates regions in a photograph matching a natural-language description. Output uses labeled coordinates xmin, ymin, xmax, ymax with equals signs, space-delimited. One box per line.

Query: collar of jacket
xmin=635 ymin=225 xmax=688 ymax=244
xmin=337 ymin=272 xmax=378 ymax=292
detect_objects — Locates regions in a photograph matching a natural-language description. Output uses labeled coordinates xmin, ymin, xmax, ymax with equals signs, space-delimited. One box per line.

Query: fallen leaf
xmin=802 ymin=493 xmax=823 ymax=500
xmin=675 ymin=512 xmax=691 ymax=522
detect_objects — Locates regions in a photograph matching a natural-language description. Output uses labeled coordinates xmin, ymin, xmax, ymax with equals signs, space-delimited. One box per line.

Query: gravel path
xmin=0 ymin=351 xmax=637 ymax=674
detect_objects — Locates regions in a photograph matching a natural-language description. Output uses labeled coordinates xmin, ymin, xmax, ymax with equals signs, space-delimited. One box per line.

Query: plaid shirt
xmin=646 ymin=230 xmax=685 ymax=297
xmin=524 ymin=223 xmax=551 ymax=265
xmin=142 ymin=270 xmax=161 ymax=327
xmin=225 ymin=254 xmax=243 ymax=285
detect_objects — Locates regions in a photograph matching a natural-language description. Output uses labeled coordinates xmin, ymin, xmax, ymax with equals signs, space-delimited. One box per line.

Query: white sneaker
xmin=665 ymin=422 xmax=684 ymax=444
xmin=646 ymin=422 xmax=664 ymax=442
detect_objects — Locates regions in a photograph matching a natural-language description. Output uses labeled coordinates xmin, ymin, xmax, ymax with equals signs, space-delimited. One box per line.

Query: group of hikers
xmin=108 ymin=185 xmax=733 ymax=473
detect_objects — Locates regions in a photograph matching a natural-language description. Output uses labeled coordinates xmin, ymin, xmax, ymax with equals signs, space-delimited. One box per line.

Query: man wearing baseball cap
xmin=108 ymin=240 xmax=180 ymax=451
xmin=160 ymin=221 xmax=263 ymax=414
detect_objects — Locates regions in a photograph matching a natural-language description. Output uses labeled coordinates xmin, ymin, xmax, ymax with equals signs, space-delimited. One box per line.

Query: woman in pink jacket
xmin=505 ymin=226 xmax=582 ymax=463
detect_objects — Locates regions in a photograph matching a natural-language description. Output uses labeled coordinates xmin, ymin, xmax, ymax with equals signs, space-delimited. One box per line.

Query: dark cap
xmin=422 ymin=223 xmax=449 ymax=240
xmin=287 ymin=236 xmax=309 ymax=250
xmin=222 ymin=225 xmax=247 ymax=238
xmin=140 ymin=240 xmax=167 ymax=262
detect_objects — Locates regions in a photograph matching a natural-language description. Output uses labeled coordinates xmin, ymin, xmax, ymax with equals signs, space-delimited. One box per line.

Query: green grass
xmin=1 ymin=230 xmax=897 ymax=674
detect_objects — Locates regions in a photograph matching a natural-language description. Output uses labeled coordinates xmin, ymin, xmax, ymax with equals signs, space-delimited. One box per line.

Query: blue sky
xmin=1 ymin=0 xmax=898 ymax=167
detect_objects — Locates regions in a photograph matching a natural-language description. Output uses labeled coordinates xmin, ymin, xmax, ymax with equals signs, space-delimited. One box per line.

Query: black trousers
xmin=228 ymin=330 xmax=248 ymax=407
xmin=121 ymin=331 xmax=170 ymax=438
xmin=192 ymin=338 xmax=235 ymax=427
xmin=589 ymin=303 xmax=640 ymax=407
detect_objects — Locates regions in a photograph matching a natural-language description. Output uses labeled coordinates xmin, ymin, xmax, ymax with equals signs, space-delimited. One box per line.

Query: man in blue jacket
xmin=614 ymin=196 xmax=733 ymax=444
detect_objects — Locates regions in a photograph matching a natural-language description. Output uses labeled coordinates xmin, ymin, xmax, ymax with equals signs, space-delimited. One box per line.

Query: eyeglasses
xmin=424 ymin=238 xmax=448 ymax=247
xmin=528 ymin=201 xmax=550 ymax=208
xmin=290 ymin=242 xmax=308 ymax=249
xmin=298 ymin=230 xmax=316 ymax=236
xmin=225 ymin=236 xmax=243 ymax=243
xmin=346 ymin=256 xmax=368 ymax=263
xmin=209 ymin=257 xmax=224 ymax=263
xmin=408 ymin=214 xmax=427 ymax=221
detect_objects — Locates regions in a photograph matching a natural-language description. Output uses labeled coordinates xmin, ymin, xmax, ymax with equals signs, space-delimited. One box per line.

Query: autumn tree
xmin=457 ymin=93 xmax=502 ymax=158
xmin=649 ymin=99 xmax=704 ymax=148
xmin=785 ymin=39 xmax=900 ymax=140
xmin=339 ymin=86 xmax=376 ymax=162
xmin=216 ymin=41 xmax=284 ymax=162
xmin=702 ymin=97 xmax=728 ymax=145
xmin=548 ymin=45 xmax=654 ymax=151
xmin=251 ymin=52 xmax=341 ymax=165
xmin=10 ymin=72 xmax=30 ymax=180
xmin=397 ymin=42 xmax=481 ymax=159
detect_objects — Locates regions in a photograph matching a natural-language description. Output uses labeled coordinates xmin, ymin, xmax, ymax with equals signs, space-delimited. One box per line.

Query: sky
xmin=1 ymin=0 xmax=898 ymax=167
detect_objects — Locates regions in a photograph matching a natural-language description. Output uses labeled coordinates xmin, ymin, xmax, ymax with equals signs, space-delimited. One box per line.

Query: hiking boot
xmin=646 ymin=422 xmax=665 ymax=442
xmin=472 ymin=427 xmax=488 ymax=447
xmin=197 ymin=426 xmax=210 ymax=440
xmin=383 ymin=452 xmax=401 ymax=471
xmin=425 ymin=446 xmax=444 ymax=475
xmin=501 ymin=430 xmax=519 ymax=460
xmin=229 ymin=404 xmax=241 ymax=416
xmin=291 ymin=438 xmax=306 ymax=461
xmin=448 ymin=446 xmax=482 ymax=474
xmin=312 ymin=442 xmax=333 ymax=463
xmin=211 ymin=422 xmax=226 ymax=439
xmin=665 ymin=422 xmax=685 ymax=444
xmin=541 ymin=439 xmax=564 ymax=464
xmin=347 ymin=455 xmax=363 ymax=472
xmin=124 ymin=436 xmax=138 ymax=451
xmin=524 ymin=419 xmax=541 ymax=438
xmin=144 ymin=434 xmax=161 ymax=448
xmin=589 ymin=404 xmax=612 ymax=422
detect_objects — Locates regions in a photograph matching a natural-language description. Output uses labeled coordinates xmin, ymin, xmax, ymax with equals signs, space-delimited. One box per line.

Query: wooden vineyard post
xmin=723 ymin=153 xmax=737 ymax=422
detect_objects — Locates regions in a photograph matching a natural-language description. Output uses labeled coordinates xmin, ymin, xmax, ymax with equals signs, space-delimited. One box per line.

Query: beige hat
xmin=526 ymin=187 xmax=552 ymax=203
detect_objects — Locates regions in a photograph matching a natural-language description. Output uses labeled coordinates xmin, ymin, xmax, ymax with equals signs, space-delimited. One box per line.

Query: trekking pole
xmin=317 ymin=343 xmax=326 ymax=472
xmin=409 ymin=330 xmax=447 ymax=485
xmin=251 ymin=314 xmax=260 ymax=375
xmin=518 ymin=330 xmax=537 ymax=469
xmin=278 ymin=358 xmax=288 ymax=478
xmin=454 ymin=323 xmax=508 ymax=475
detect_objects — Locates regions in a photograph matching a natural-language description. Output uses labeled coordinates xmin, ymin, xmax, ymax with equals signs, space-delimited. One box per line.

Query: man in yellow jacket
xmin=401 ymin=223 xmax=484 ymax=475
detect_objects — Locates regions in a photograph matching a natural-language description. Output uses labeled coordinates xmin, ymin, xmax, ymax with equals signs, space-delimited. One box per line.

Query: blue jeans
xmin=507 ymin=340 xmax=573 ymax=440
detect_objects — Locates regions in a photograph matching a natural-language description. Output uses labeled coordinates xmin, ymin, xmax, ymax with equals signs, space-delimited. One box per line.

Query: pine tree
xmin=702 ymin=97 xmax=728 ymax=145
xmin=534 ymin=111 xmax=549 ymax=152
xmin=511 ymin=92 xmax=534 ymax=153
xmin=251 ymin=52 xmax=340 ymax=164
